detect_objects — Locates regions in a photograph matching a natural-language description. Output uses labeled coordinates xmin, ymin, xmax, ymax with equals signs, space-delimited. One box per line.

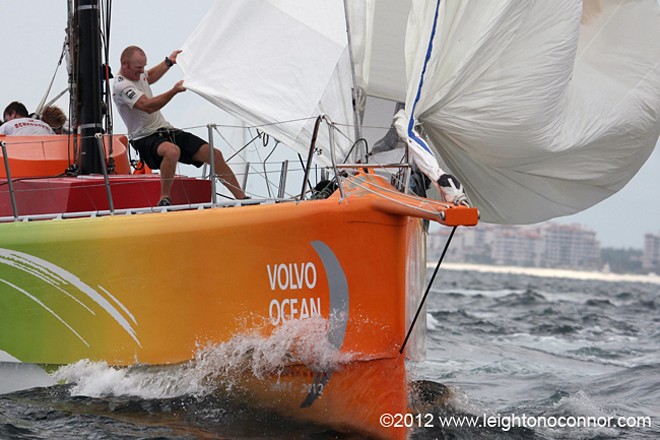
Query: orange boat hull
xmin=0 ymin=150 xmax=478 ymax=437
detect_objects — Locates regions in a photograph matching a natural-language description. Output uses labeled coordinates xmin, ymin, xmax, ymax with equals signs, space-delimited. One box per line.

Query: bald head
xmin=119 ymin=46 xmax=147 ymax=81
xmin=120 ymin=46 xmax=145 ymax=64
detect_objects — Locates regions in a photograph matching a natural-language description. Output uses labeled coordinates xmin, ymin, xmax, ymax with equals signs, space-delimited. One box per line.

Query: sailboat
xmin=1 ymin=0 xmax=659 ymax=438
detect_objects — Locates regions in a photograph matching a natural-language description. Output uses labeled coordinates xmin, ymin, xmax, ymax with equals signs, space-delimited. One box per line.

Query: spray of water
xmin=53 ymin=315 xmax=353 ymax=399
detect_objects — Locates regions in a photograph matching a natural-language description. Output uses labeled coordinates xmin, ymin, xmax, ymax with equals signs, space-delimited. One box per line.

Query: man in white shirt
xmin=112 ymin=45 xmax=246 ymax=206
xmin=1 ymin=102 xmax=55 ymax=135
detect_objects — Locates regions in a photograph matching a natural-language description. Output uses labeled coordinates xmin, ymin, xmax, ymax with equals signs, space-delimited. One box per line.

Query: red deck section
xmin=0 ymin=175 xmax=211 ymax=217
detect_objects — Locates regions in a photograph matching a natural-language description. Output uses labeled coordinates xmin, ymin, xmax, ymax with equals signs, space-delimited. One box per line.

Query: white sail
xmin=179 ymin=0 xmax=354 ymax=165
xmin=353 ymin=0 xmax=660 ymax=224
xmin=345 ymin=0 xmax=410 ymax=101
xmin=182 ymin=0 xmax=660 ymax=224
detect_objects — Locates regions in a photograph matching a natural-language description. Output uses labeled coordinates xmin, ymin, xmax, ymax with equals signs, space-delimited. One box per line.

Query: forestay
xmin=348 ymin=0 xmax=660 ymax=224
xmin=179 ymin=0 xmax=354 ymax=165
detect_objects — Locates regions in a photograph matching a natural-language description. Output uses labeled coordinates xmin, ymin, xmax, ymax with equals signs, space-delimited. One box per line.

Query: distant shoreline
xmin=439 ymin=262 xmax=660 ymax=285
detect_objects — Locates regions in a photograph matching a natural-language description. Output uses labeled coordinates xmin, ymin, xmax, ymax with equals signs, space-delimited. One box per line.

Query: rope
xmin=181 ymin=116 xmax=317 ymax=132
xmin=212 ymin=125 xmax=290 ymax=196
xmin=35 ymin=40 xmax=68 ymax=116
xmin=399 ymin=225 xmax=457 ymax=355
xmin=347 ymin=174 xmax=451 ymax=217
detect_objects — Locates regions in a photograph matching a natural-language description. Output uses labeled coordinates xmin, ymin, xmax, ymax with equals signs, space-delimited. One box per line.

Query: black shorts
xmin=133 ymin=128 xmax=206 ymax=169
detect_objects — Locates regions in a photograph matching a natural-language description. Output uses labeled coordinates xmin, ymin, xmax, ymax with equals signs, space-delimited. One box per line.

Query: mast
xmin=77 ymin=0 xmax=104 ymax=174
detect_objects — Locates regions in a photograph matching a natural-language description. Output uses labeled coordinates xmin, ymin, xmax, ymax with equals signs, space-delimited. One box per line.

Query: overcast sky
xmin=2 ymin=1 xmax=659 ymax=249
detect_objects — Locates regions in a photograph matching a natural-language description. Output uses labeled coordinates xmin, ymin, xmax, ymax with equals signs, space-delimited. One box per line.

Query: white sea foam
xmin=538 ymin=390 xmax=620 ymax=438
xmin=194 ymin=315 xmax=352 ymax=384
xmin=53 ymin=360 xmax=188 ymax=399
xmin=53 ymin=315 xmax=352 ymax=399
xmin=426 ymin=312 xmax=441 ymax=331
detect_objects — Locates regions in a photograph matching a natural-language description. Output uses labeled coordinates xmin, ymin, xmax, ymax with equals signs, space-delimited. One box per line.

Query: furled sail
xmin=349 ymin=0 xmax=660 ymax=224
xmin=179 ymin=0 xmax=354 ymax=165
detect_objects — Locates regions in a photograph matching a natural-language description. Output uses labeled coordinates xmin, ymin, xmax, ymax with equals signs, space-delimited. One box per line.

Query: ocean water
xmin=1 ymin=268 xmax=658 ymax=439
xmin=411 ymin=268 xmax=659 ymax=440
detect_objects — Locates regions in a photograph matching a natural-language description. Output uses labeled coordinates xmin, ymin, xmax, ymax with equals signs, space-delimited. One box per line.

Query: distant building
xmin=428 ymin=222 xmax=601 ymax=270
xmin=428 ymin=224 xmax=494 ymax=264
xmin=541 ymin=223 xmax=600 ymax=270
xmin=491 ymin=226 xmax=543 ymax=267
xmin=642 ymin=232 xmax=660 ymax=274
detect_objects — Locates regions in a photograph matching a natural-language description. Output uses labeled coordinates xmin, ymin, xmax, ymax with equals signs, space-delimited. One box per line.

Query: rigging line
xmin=248 ymin=126 xmax=268 ymax=185
xmin=210 ymin=125 xmax=286 ymax=199
xmin=35 ymin=39 xmax=68 ymax=116
xmin=260 ymin=129 xmax=270 ymax=147
xmin=262 ymin=141 xmax=281 ymax=198
xmin=326 ymin=120 xmax=351 ymax=144
xmin=179 ymin=116 xmax=317 ymax=132
xmin=213 ymin=126 xmax=260 ymax=162
xmin=214 ymin=179 xmax=253 ymax=200
xmin=346 ymin=178 xmax=447 ymax=217
xmin=247 ymin=127 xmax=277 ymax=197
xmin=212 ymin=125 xmax=271 ymax=188
xmin=349 ymin=174 xmax=452 ymax=213
xmin=101 ymin=0 xmax=114 ymax=166
xmin=247 ymin=167 xmax=304 ymax=177
xmin=41 ymin=88 xmax=69 ymax=112
xmin=206 ymin=162 xmax=305 ymax=176
xmin=342 ymin=138 xmax=369 ymax=164
xmin=359 ymin=143 xmax=407 ymax=170
xmin=399 ymin=225 xmax=457 ymax=355
xmin=333 ymin=121 xmax=392 ymax=130
xmin=0 ymin=174 xmax=68 ymax=188
xmin=0 ymin=135 xmax=93 ymax=146
xmin=170 ymin=162 xmax=193 ymax=206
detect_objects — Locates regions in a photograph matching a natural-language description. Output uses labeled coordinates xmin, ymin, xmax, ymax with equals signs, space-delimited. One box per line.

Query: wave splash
xmin=53 ymin=315 xmax=353 ymax=399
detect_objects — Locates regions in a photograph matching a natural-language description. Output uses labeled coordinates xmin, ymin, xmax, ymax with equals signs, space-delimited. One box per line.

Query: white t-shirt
xmin=0 ymin=118 xmax=55 ymax=135
xmin=112 ymin=72 xmax=173 ymax=139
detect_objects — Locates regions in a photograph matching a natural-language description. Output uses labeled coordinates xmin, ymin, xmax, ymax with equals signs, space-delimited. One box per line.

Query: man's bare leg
xmin=156 ymin=142 xmax=181 ymax=201
xmin=194 ymin=144 xmax=246 ymax=199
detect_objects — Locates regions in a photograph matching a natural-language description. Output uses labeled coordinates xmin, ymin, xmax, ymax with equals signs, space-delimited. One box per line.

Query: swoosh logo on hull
xmin=300 ymin=240 xmax=349 ymax=408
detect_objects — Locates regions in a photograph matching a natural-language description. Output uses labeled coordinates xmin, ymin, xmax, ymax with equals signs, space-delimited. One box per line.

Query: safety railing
xmin=0 ymin=130 xmax=301 ymax=222
xmin=0 ymin=197 xmax=285 ymax=224
xmin=298 ymin=115 xmax=413 ymax=201
xmin=1 ymin=141 xmax=18 ymax=220
xmin=1 ymin=118 xmax=412 ymax=223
